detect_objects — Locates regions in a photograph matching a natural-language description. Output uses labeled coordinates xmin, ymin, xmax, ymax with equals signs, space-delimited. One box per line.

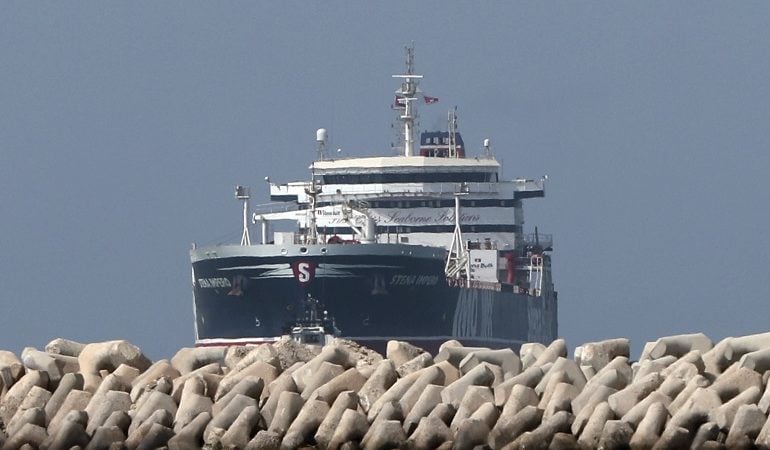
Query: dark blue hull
xmin=191 ymin=244 xmax=557 ymax=353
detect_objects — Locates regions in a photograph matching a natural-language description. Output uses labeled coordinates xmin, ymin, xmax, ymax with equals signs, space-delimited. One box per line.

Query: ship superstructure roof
xmin=312 ymin=155 xmax=500 ymax=172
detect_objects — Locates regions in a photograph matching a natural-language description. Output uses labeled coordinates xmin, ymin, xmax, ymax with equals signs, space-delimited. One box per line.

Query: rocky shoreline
xmin=3 ymin=332 xmax=770 ymax=449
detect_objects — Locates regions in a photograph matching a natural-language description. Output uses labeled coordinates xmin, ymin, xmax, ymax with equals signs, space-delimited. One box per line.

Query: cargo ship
xmin=190 ymin=47 xmax=557 ymax=353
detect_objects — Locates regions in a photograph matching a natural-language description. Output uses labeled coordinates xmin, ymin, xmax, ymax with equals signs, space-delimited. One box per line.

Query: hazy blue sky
xmin=2 ymin=2 xmax=769 ymax=359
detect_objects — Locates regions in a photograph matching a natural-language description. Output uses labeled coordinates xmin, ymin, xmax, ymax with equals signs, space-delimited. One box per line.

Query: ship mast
xmin=235 ymin=185 xmax=251 ymax=246
xmin=392 ymin=44 xmax=423 ymax=157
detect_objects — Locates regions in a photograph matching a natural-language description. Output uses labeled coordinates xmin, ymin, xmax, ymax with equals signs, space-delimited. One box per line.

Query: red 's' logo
xmin=291 ymin=261 xmax=316 ymax=286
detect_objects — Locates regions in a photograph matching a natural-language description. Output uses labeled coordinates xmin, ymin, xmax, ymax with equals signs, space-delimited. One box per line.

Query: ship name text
xmin=198 ymin=278 xmax=232 ymax=288
xmin=390 ymin=274 xmax=439 ymax=286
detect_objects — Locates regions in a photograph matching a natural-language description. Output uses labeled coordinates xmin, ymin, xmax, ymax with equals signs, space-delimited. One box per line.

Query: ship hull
xmin=191 ymin=244 xmax=557 ymax=353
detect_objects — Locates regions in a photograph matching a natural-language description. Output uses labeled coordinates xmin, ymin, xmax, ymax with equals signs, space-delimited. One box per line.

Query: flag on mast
xmin=423 ymin=95 xmax=439 ymax=104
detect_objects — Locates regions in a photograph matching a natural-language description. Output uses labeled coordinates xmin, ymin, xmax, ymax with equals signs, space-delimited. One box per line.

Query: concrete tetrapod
xmin=315 ymin=391 xmax=359 ymax=450
xmin=77 ymin=340 xmax=151 ymax=393
xmin=219 ymin=405 xmax=262 ymax=449
xmin=281 ymin=399 xmax=329 ymax=449
xmin=628 ymin=401 xmax=668 ymax=450
xmin=327 ymin=408 xmax=369 ymax=450
xmin=361 ymin=419 xmax=407 ymax=450
xmin=386 ymin=340 xmax=425 ymax=367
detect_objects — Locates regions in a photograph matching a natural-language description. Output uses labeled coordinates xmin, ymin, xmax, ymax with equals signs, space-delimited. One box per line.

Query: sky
xmin=2 ymin=2 xmax=769 ymax=360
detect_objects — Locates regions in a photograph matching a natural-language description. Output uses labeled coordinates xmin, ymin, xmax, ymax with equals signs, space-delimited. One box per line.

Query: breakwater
xmin=3 ymin=333 xmax=770 ymax=448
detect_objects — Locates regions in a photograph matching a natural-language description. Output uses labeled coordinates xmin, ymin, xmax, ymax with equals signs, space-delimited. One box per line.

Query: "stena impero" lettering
xmin=389 ymin=274 xmax=439 ymax=286
xmin=198 ymin=278 xmax=231 ymax=288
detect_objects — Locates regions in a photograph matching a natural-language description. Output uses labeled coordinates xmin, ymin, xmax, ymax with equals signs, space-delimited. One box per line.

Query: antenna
xmin=448 ymin=107 xmax=458 ymax=158
xmin=392 ymin=43 xmax=423 ymax=157
xmin=235 ymin=185 xmax=251 ymax=246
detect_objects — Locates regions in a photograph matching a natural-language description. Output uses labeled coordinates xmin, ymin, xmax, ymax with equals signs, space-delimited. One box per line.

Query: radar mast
xmin=392 ymin=44 xmax=423 ymax=157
